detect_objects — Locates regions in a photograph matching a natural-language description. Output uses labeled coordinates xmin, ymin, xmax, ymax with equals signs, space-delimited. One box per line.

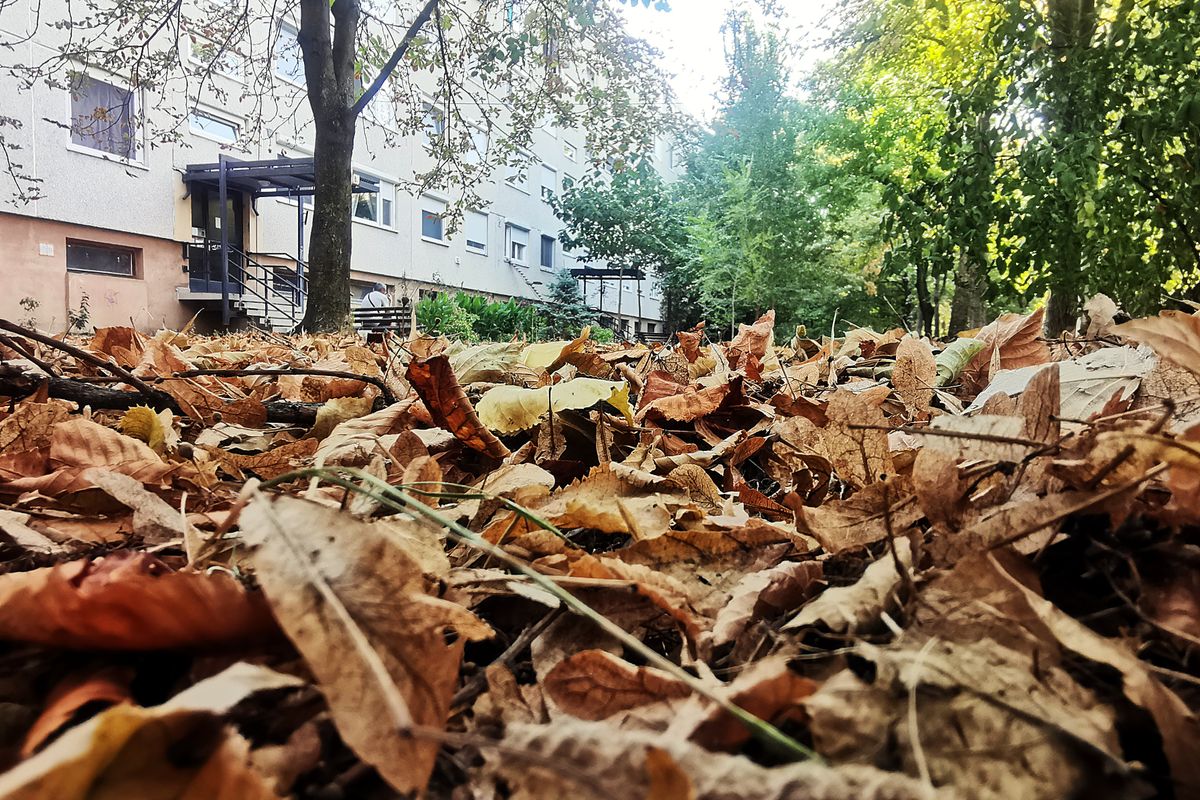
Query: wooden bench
xmin=353 ymin=301 xmax=412 ymax=338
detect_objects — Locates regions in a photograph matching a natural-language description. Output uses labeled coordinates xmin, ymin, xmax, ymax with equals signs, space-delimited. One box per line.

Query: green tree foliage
xmin=831 ymin=0 xmax=1200 ymax=333
xmin=677 ymin=10 xmax=895 ymax=337
xmin=553 ymin=160 xmax=697 ymax=330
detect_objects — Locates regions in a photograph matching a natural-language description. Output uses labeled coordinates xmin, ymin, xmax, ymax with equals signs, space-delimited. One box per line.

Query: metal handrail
xmin=223 ymin=245 xmax=307 ymax=329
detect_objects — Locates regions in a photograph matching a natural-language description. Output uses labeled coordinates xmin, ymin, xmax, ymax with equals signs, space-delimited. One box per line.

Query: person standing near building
xmin=362 ymin=283 xmax=390 ymax=308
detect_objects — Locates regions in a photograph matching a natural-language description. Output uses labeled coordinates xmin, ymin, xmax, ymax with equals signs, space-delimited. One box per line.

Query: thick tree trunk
xmin=302 ymin=118 xmax=356 ymax=332
xmin=297 ymin=0 xmax=360 ymax=333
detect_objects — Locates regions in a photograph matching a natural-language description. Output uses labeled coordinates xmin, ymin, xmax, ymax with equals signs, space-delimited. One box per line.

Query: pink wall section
xmin=0 ymin=213 xmax=191 ymax=332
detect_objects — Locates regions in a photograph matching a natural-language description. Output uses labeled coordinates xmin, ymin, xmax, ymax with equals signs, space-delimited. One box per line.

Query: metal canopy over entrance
xmin=568 ymin=266 xmax=648 ymax=337
xmin=182 ymin=154 xmax=379 ymax=325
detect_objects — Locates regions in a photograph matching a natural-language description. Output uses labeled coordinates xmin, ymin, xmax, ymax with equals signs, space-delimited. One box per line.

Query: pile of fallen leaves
xmin=0 ymin=298 xmax=1199 ymax=799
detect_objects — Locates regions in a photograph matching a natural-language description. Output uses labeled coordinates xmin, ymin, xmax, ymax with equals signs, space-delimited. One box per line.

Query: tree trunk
xmin=1042 ymin=0 xmax=1098 ymax=337
xmin=302 ymin=116 xmax=356 ymax=332
xmin=915 ymin=260 xmax=934 ymax=338
xmin=297 ymin=0 xmax=360 ymax=333
xmin=948 ymin=249 xmax=989 ymax=333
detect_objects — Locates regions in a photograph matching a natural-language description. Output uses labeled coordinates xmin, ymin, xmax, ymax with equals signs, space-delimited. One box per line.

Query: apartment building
xmin=0 ymin=2 xmax=681 ymax=335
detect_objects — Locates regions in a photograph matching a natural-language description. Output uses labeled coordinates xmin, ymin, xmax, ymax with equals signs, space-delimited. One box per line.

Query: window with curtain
xmin=540 ymin=234 xmax=554 ymax=269
xmin=70 ymin=76 xmax=139 ymax=160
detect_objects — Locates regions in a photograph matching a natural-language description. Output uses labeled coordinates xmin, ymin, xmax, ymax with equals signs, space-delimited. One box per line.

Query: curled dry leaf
xmin=784 ymin=538 xmax=911 ymax=633
xmin=0 ymin=662 xmax=300 ymax=800
xmin=203 ymin=437 xmax=318 ymax=481
xmin=407 ymin=354 xmax=511 ymax=458
xmin=711 ymin=560 xmax=823 ymax=647
xmin=1114 ymin=310 xmax=1200 ymax=376
xmin=477 ymin=378 xmax=634 ymax=433
xmin=0 ymin=551 xmax=276 ymax=649
xmin=238 ymin=494 xmax=492 ymax=795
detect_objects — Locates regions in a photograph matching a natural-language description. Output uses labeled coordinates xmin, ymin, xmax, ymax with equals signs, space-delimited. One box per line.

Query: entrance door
xmin=189 ymin=187 xmax=245 ymax=293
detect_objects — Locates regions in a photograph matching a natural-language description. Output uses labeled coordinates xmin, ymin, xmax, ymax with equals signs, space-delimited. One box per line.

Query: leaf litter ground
xmin=0 ymin=302 xmax=1198 ymax=798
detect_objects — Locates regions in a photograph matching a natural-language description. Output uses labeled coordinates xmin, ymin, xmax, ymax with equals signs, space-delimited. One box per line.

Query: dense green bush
xmin=416 ymin=292 xmax=541 ymax=341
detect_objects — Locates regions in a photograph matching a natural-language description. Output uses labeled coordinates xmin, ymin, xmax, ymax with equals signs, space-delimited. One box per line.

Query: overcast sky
xmin=618 ymin=0 xmax=841 ymax=121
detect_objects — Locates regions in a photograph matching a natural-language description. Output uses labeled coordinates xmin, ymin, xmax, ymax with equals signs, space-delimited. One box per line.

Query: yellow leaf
xmin=476 ymin=378 xmax=633 ymax=433
xmin=519 ymin=340 xmax=574 ymax=371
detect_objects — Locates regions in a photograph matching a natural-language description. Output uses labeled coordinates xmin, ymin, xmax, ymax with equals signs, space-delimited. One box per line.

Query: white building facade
xmin=0 ymin=0 xmax=681 ymax=336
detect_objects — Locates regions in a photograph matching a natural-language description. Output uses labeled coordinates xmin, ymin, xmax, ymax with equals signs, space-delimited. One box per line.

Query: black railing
xmin=188 ymin=239 xmax=308 ymax=330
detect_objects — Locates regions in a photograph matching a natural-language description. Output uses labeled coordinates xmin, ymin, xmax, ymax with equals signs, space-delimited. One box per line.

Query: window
xmin=540 ymin=234 xmax=555 ymax=270
xmin=540 ymin=164 xmax=557 ymax=202
xmin=466 ymin=210 xmax=488 ymax=253
xmin=275 ymin=22 xmax=304 ymax=84
xmin=189 ymin=110 xmax=238 ymax=144
xmin=66 ymin=241 xmax=135 ymax=277
xmin=506 ymin=224 xmax=529 ymax=263
xmin=504 ymin=161 xmax=529 ymax=193
xmin=420 ymin=196 xmax=446 ymax=242
xmin=647 ymin=322 xmax=657 ymax=334
xmin=563 ymin=141 xmax=578 ymax=162
xmin=422 ymin=102 xmax=446 ymax=144
xmin=187 ymin=34 xmax=243 ymax=81
xmin=465 ymin=127 xmax=488 ymax=165
xmin=69 ymin=75 xmax=139 ymax=161
xmin=352 ymin=175 xmax=394 ymax=227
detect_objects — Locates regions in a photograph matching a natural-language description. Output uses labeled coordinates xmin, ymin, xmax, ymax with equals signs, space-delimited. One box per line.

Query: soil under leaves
xmin=0 ymin=302 xmax=1199 ymax=799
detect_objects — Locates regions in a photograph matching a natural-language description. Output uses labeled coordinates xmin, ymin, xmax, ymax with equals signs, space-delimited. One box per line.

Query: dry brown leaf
xmin=683 ymin=658 xmax=818 ymax=752
xmin=84 ymin=469 xmax=187 ymax=544
xmin=407 ymin=354 xmax=510 ymax=458
xmin=543 ymin=649 xmax=690 ymax=721
xmin=490 ymin=718 xmax=951 ymax=800
xmin=794 ymin=477 xmax=922 ymax=554
xmin=204 ymin=438 xmax=317 ymax=481
xmin=784 ymin=538 xmax=911 ymax=633
xmin=961 ymin=307 xmax=1051 ymax=393
xmin=637 ymin=379 xmax=737 ymax=423
xmin=239 ymin=494 xmax=492 ymax=795
xmin=711 ymin=560 xmax=823 ymax=647
xmin=0 ymin=662 xmax=299 ymax=800
xmin=400 ymin=454 xmax=443 ymax=506
xmin=1115 ymin=310 xmax=1200 ymax=376
xmin=0 ymin=551 xmax=277 ymax=649
xmin=892 ymin=337 xmax=936 ymax=414
xmin=307 ymin=395 xmax=375 ymax=440
xmin=3 ymin=418 xmax=177 ymax=494
xmin=0 ymin=401 xmax=70 ymax=453
xmin=994 ymin=556 xmax=1200 ymax=796
xmin=822 ymin=389 xmax=893 ymax=488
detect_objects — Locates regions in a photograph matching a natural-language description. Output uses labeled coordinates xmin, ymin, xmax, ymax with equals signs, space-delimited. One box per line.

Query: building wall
xmin=0 ymin=0 xmax=680 ymax=334
xmin=0 ymin=215 xmax=193 ymax=331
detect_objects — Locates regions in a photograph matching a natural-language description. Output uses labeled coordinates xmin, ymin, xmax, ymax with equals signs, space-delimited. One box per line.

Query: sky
xmin=617 ymin=0 xmax=842 ymax=121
